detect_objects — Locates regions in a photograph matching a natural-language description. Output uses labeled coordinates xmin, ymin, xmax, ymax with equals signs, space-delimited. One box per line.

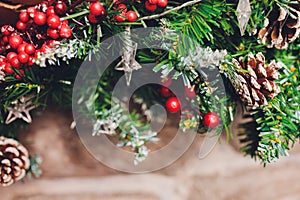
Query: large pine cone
xmin=0 ymin=136 xmax=30 ymax=186
xmin=258 ymin=1 xmax=300 ymax=49
xmin=231 ymin=52 xmax=283 ymax=108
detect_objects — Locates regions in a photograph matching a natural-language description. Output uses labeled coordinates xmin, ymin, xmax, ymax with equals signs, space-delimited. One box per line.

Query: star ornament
xmin=115 ymin=43 xmax=142 ymax=86
xmin=5 ymin=96 xmax=37 ymax=124
xmin=115 ymin=26 xmax=142 ymax=86
xmin=237 ymin=0 xmax=252 ymax=36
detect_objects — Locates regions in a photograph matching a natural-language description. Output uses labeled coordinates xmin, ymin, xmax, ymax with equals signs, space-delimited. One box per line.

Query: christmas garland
xmin=0 ymin=0 xmax=299 ymax=186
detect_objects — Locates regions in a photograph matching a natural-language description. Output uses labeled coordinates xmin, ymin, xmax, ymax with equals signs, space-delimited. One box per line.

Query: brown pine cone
xmin=258 ymin=1 xmax=300 ymax=49
xmin=231 ymin=52 xmax=283 ymax=108
xmin=0 ymin=136 xmax=30 ymax=186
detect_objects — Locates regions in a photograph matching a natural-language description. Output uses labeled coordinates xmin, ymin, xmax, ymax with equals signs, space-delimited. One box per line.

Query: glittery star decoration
xmin=115 ymin=26 xmax=142 ymax=86
xmin=237 ymin=0 xmax=251 ymax=36
xmin=115 ymin=43 xmax=142 ymax=86
xmin=5 ymin=95 xmax=37 ymax=124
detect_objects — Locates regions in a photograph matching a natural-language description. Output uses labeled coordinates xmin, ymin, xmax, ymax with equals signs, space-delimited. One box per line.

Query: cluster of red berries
xmin=160 ymin=77 xmax=196 ymax=99
xmin=145 ymin=0 xmax=168 ymax=12
xmin=0 ymin=0 xmax=72 ymax=79
xmin=87 ymin=1 xmax=138 ymax=24
xmin=0 ymin=33 xmax=36 ymax=77
xmin=88 ymin=2 xmax=107 ymax=24
xmin=113 ymin=3 xmax=138 ymax=22
xmin=17 ymin=1 xmax=72 ymax=39
xmin=159 ymin=76 xmax=220 ymax=128
xmin=162 ymin=86 xmax=196 ymax=113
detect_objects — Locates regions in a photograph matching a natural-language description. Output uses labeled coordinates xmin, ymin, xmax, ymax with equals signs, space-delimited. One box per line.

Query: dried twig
xmin=138 ymin=0 xmax=202 ymax=21
xmin=0 ymin=2 xmax=22 ymax=10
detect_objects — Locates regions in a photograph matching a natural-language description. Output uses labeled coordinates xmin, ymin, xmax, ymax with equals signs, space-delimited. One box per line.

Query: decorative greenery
xmin=0 ymin=0 xmax=299 ymax=181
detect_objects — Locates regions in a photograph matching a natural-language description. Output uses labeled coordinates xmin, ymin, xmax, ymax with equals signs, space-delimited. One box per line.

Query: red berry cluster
xmin=18 ymin=1 xmax=71 ymax=40
xmin=159 ymin=77 xmax=196 ymax=99
xmin=0 ymin=1 xmax=72 ymax=80
xmin=145 ymin=0 xmax=168 ymax=12
xmin=0 ymin=26 xmax=36 ymax=78
xmin=88 ymin=2 xmax=107 ymax=24
xmin=113 ymin=3 xmax=138 ymax=22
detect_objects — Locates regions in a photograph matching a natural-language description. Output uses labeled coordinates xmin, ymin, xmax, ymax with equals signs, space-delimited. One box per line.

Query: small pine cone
xmin=0 ymin=136 xmax=30 ymax=186
xmin=231 ymin=53 xmax=283 ymax=108
xmin=258 ymin=1 xmax=300 ymax=49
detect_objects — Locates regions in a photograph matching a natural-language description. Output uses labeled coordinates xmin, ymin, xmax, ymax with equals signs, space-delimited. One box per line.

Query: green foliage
xmin=165 ymin=0 xmax=239 ymax=54
xmin=255 ymin=59 xmax=300 ymax=163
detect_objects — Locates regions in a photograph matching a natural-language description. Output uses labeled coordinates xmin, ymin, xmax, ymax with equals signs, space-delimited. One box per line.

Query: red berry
xmin=34 ymin=12 xmax=47 ymax=25
xmin=19 ymin=12 xmax=29 ymax=22
xmin=2 ymin=36 xmax=9 ymax=44
xmin=35 ymin=49 xmax=42 ymax=58
xmin=90 ymin=2 xmax=105 ymax=16
xmin=125 ymin=11 xmax=137 ymax=22
xmin=117 ymin=4 xmax=127 ymax=13
xmin=28 ymin=56 xmax=34 ymax=66
xmin=36 ymin=33 xmax=46 ymax=40
xmin=114 ymin=15 xmax=126 ymax=22
xmin=182 ymin=108 xmax=193 ymax=119
xmin=160 ymin=86 xmax=172 ymax=97
xmin=203 ymin=112 xmax=220 ymax=128
xmin=1 ymin=25 xmax=14 ymax=36
xmin=47 ymin=28 xmax=60 ymax=39
xmin=47 ymin=14 xmax=61 ymax=28
xmin=40 ymin=43 xmax=49 ymax=53
xmin=27 ymin=7 xmax=36 ymax=18
xmin=18 ymin=52 xmax=29 ymax=63
xmin=148 ymin=0 xmax=158 ymax=4
xmin=6 ymin=52 xmax=17 ymax=61
xmin=166 ymin=97 xmax=181 ymax=113
xmin=10 ymin=56 xmax=21 ymax=68
xmin=145 ymin=1 xmax=157 ymax=12
xmin=62 ymin=20 xmax=68 ymax=25
xmin=9 ymin=35 xmax=23 ymax=49
xmin=40 ymin=1 xmax=49 ymax=12
xmin=160 ymin=76 xmax=172 ymax=87
xmin=46 ymin=6 xmax=55 ymax=16
xmin=17 ymin=43 xmax=27 ymax=53
xmin=4 ymin=63 xmax=14 ymax=74
xmin=47 ymin=40 xmax=55 ymax=48
xmin=16 ymin=21 xmax=27 ymax=31
xmin=15 ymin=74 xmax=22 ymax=80
xmin=55 ymin=1 xmax=67 ymax=16
xmin=88 ymin=14 xmax=98 ymax=24
xmin=0 ymin=56 xmax=6 ymax=64
xmin=59 ymin=25 xmax=72 ymax=38
xmin=185 ymin=86 xmax=196 ymax=98
xmin=25 ymin=44 xmax=35 ymax=55
xmin=157 ymin=0 xmax=168 ymax=7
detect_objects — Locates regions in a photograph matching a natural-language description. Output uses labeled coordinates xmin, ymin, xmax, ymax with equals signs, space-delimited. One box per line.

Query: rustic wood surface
xmin=0 ymin=109 xmax=299 ymax=199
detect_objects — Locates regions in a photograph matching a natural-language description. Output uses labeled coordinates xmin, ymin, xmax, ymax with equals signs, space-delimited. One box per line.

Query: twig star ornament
xmin=237 ymin=0 xmax=251 ymax=36
xmin=5 ymin=96 xmax=37 ymax=124
xmin=115 ymin=26 xmax=142 ymax=86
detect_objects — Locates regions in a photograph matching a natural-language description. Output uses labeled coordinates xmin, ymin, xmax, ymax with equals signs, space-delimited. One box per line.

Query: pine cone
xmin=258 ymin=1 xmax=300 ymax=49
xmin=0 ymin=136 xmax=30 ymax=186
xmin=231 ymin=52 xmax=283 ymax=108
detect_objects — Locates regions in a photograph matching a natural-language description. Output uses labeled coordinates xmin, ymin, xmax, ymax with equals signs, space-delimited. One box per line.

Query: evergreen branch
xmin=138 ymin=0 xmax=202 ymax=21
